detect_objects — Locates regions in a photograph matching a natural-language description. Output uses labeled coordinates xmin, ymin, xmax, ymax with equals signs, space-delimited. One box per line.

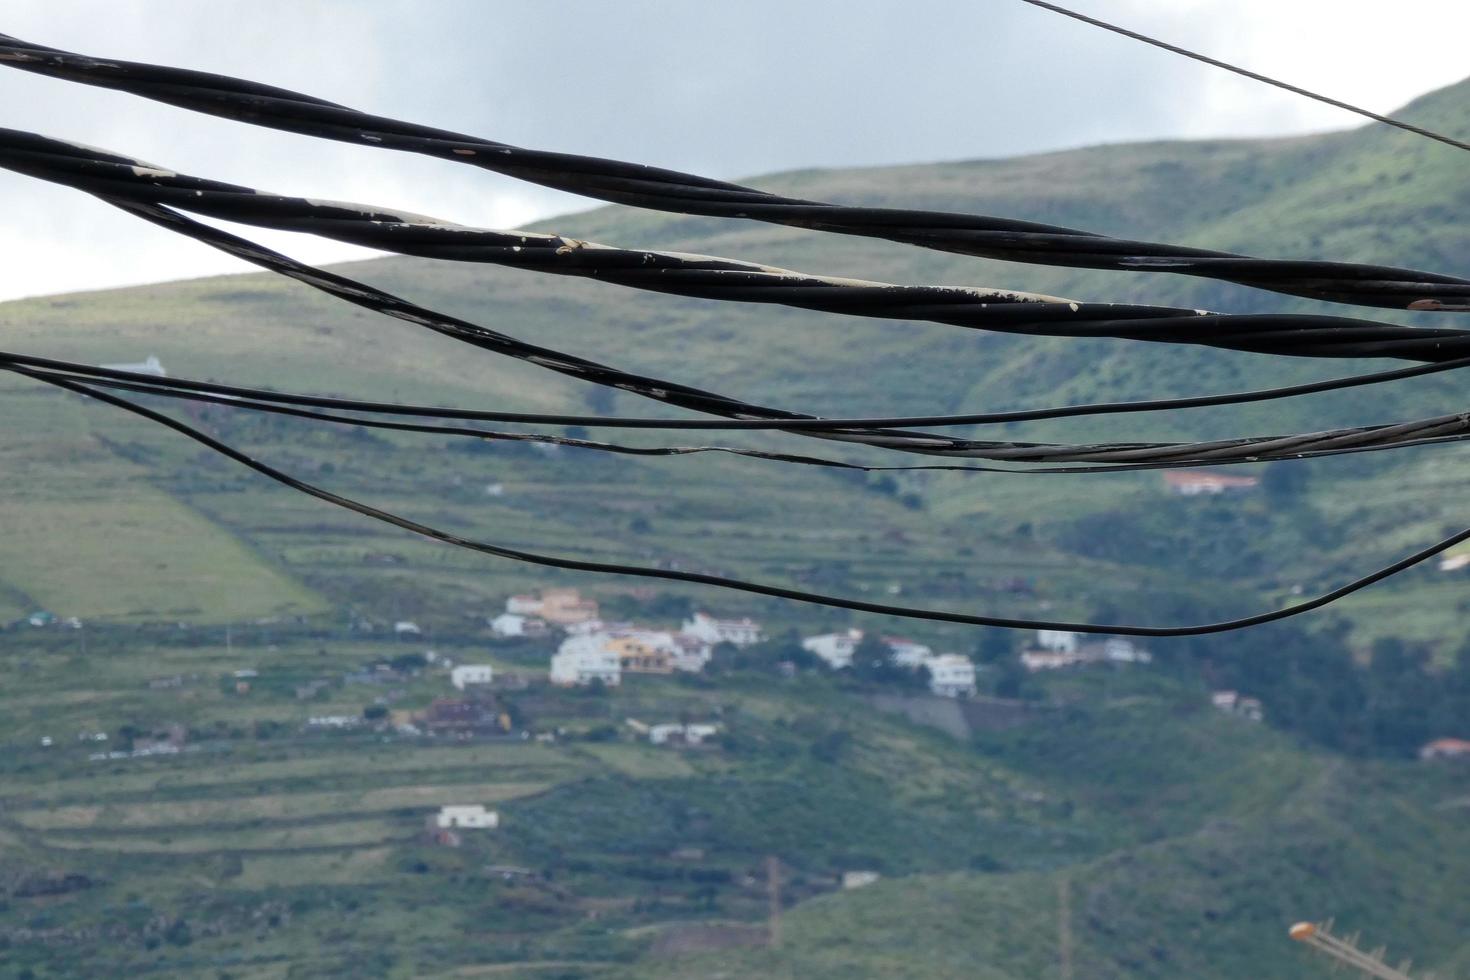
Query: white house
xmin=670 ymin=633 xmax=714 ymax=673
xmin=550 ymin=634 xmax=621 ymax=687
xmin=885 ymin=637 xmax=933 ymax=668
xmin=435 ymin=804 xmax=499 ymax=829
xmin=506 ymin=594 xmax=543 ymax=616
xmin=927 ymin=654 xmax=976 ymax=698
xmin=393 ymin=621 xmax=422 ymax=636
xmin=648 ymin=722 xmax=721 ymax=746
xmin=842 ymin=870 xmax=881 ymax=890
xmin=684 ymin=723 xmax=720 ymax=745
xmin=490 ymin=613 xmax=547 ymax=638
xmin=451 ymin=664 xmax=494 ymax=690
xmin=1212 ymin=690 xmax=1263 ymax=722
xmin=648 ymin=723 xmax=686 ymax=745
xmin=100 ymin=354 xmax=166 ymax=377
xmin=681 ymin=611 xmax=763 ymax=647
xmin=1036 ymin=630 xmax=1079 ymax=653
xmin=1102 ymin=638 xmax=1151 ymax=664
xmin=802 ymin=629 xmax=863 ymax=669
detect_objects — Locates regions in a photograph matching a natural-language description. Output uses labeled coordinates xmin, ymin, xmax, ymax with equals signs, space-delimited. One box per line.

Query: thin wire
xmin=1018 ymin=0 xmax=1470 ymax=155
xmin=9 ymin=348 xmax=1470 ymax=434
xmin=24 ymin=367 xmax=1470 ymax=637
xmin=26 ymin=359 xmax=1470 ymax=473
xmin=3 ymin=32 xmax=1469 ymax=310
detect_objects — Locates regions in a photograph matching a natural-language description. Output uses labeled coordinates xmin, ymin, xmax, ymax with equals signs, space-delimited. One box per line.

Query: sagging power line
xmin=3 ymin=30 xmax=1470 ymax=311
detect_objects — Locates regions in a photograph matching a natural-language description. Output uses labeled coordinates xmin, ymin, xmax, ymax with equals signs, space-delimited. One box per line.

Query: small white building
xmin=927 ymin=654 xmax=976 ymax=698
xmin=802 ymin=629 xmax=863 ymax=669
xmin=681 ymin=611 xmax=763 ymax=647
xmin=684 ymin=723 xmax=720 ymax=745
xmin=1023 ymin=649 xmax=1086 ymax=671
xmin=435 ymin=804 xmax=499 ymax=829
xmin=506 ymin=594 xmax=543 ymax=616
xmin=1212 ymin=690 xmax=1263 ymax=722
xmin=1102 ymin=638 xmax=1152 ymax=664
xmin=886 ymin=637 xmax=933 ymax=668
xmin=842 ymin=870 xmax=882 ymax=890
xmin=491 ymin=613 xmax=528 ymax=637
xmin=550 ymin=634 xmax=621 ymax=687
xmin=648 ymin=723 xmax=686 ymax=745
xmin=393 ymin=621 xmax=422 ymax=636
xmin=1036 ymin=630 xmax=1079 ymax=653
xmin=671 ymin=634 xmax=714 ymax=673
xmin=451 ymin=664 xmax=494 ymax=690
xmin=307 ymin=715 xmax=361 ymax=729
xmin=648 ymin=722 xmax=721 ymax=746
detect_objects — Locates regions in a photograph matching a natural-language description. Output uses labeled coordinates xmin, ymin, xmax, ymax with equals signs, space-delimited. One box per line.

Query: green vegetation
xmin=1 ymin=80 xmax=1470 ymax=977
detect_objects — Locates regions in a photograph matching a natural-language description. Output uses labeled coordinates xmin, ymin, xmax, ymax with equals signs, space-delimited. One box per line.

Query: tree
xmin=1262 ymin=461 xmax=1309 ymax=502
xmin=974 ymin=627 xmax=1014 ymax=665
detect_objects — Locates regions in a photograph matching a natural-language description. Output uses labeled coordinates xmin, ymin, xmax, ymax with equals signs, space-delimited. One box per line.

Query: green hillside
xmin=5 ymin=76 xmax=1470 ymax=649
xmin=2 ymin=77 xmax=1470 ymax=979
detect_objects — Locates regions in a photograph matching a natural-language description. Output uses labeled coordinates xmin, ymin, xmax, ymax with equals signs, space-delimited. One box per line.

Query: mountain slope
xmin=2 ymin=77 xmax=1470 ymax=645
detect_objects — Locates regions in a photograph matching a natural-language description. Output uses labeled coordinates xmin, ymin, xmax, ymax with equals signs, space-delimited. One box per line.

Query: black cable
xmin=24 ymin=358 xmax=1470 ymax=470
xmin=6 ymin=131 xmax=1470 ymax=367
xmin=1017 ymin=0 xmax=1470 ymax=156
xmin=2 ymin=32 xmax=1468 ymax=311
xmin=22 ymin=366 xmax=1470 ymax=637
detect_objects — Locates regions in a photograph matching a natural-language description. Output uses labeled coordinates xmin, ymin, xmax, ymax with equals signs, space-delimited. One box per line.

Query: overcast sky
xmin=3 ymin=0 xmax=1469 ymax=302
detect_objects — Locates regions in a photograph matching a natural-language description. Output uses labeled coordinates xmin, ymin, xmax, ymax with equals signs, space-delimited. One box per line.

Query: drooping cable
xmin=2 ymin=32 xmax=1468 ymax=311
xmin=22 ymin=366 xmax=1470 ymax=637
xmin=20 ymin=356 xmax=1470 ymax=470
xmin=1017 ymin=0 xmax=1470 ymax=156
xmin=6 ymin=131 xmax=1470 ymax=366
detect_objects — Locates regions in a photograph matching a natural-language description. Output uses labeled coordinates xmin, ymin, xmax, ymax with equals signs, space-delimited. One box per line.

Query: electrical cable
xmin=6 ymin=132 xmax=1470 ymax=368
xmin=21 ymin=366 xmax=1470 ymax=637
xmin=20 ymin=357 xmax=1470 ymax=469
xmin=1017 ymin=0 xmax=1470 ymax=156
xmin=3 ymin=31 xmax=1469 ymax=311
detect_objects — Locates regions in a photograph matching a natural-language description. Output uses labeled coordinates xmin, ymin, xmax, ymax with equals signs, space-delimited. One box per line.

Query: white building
xmin=802 ymin=629 xmax=863 ymax=669
xmin=648 ymin=722 xmax=721 ymax=746
xmin=927 ymin=654 xmax=977 ymax=698
xmin=1036 ymin=630 xmax=1079 ymax=653
xmin=681 ymin=611 xmax=763 ymax=647
xmin=490 ymin=613 xmax=547 ymax=638
xmin=885 ymin=637 xmax=933 ymax=668
xmin=648 ymin=723 xmax=685 ymax=745
xmin=451 ymin=664 xmax=494 ymax=690
xmin=670 ymin=634 xmax=714 ymax=673
xmin=684 ymin=723 xmax=720 ymax=745
xmin=842 ymin=870 xmax=882 ymax=890
xmin=1212 ymin=690 xmax=1263 ymax=722
xmin=506 ymin=595 xmax=542 ymax=616
xmin=393 ymin=621 xmax=422 ymax=636
xmin=435 ymin=804 xmax=499 ymax=829
xmin=100 ymin=354 xmax=166 ymax=377
xmin=1102 ymin=638 xmax=1151 ymax=664
xmin=550 ymin=634 xmax=621 ymax=687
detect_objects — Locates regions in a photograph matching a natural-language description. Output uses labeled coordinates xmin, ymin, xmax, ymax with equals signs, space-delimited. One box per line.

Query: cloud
xmin=2 ymin=0 xmax=1468 ymax=301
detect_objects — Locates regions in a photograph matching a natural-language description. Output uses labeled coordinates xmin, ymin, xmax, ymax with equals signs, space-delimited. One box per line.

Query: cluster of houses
xmin=799 ymin=630 xmax=977 ymax=698
xmin=500 ymin=589 xmax=764 ymax=688
xmin=1019 ymin=630 xmax=1152 ymax=672
xmin=492 ymin=587 xmax=602 ymax=639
